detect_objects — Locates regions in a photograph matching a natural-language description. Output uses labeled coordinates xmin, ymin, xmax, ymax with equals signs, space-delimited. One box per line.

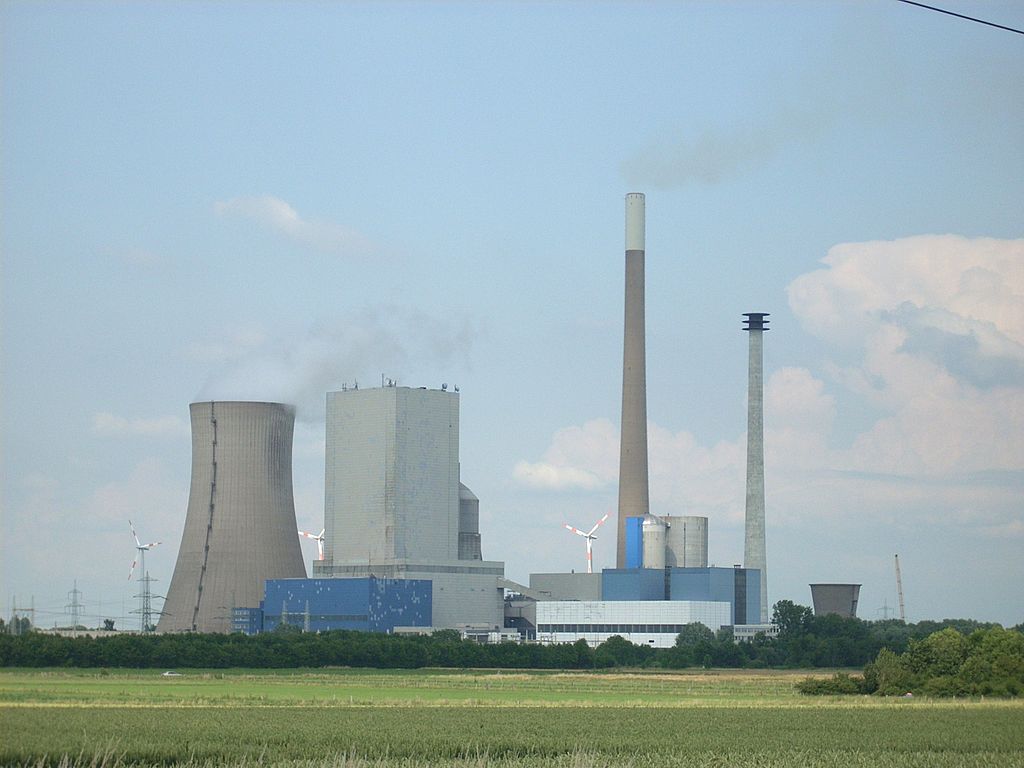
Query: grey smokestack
xmin=743 ymin=313 xmax=769 ymax=622
xmin=616 ymin=193 xmax=650 ymax=567
xmin=158 ymin=401 xmax=306 ymax=633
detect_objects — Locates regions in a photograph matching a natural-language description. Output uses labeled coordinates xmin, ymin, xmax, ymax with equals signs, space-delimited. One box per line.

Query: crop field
xmin=2 ymin=668 xmax=1022 ymax=767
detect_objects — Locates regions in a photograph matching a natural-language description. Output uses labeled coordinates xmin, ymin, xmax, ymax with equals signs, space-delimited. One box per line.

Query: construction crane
xmin=894 ymin=554 xmax=906 ymax=622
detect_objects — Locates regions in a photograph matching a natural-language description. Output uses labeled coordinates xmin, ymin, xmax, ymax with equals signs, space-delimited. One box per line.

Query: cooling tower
xmin=158 ymin=401 xmax=306 ymax=633
xmin=810 ymin=584 xmax=861 ymax=618
xmin=743 ymin=313 xmax=769 ymax=623
xmin=664 ymin=515 xmax=708 ymax=568
xmin=617 ymin=192 xmax=651 ymax=566
xmin=641 ymin=515 xmax=666 ymax=570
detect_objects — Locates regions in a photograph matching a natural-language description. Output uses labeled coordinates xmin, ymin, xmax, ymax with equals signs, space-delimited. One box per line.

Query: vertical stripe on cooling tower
xmin=191 ymin=401 xmax=217 ymax=631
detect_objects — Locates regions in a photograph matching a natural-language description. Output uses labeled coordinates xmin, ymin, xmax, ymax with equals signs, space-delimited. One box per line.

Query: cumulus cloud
xmin=93 ymin=413 xmax=190 ymax=438
xmin=214 ymin=195 xmax=376 ymax=256
xmin=789 ymin=235 xmax=1024 ymax=477
xmin=192 ymin=308 xmax=478 ymax=421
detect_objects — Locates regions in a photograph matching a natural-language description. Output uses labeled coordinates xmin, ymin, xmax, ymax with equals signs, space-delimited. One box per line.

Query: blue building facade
xmin=231 ymin=607 xmax=264 ymax=635
xmin=598 ymin=566 xmax=762 ymax=625
xmin=259 ymin=577 xmax=432 ymax=633
xmin=602 ymin=567 xmax=666 ymax=600
xmin=669 ymin=567 xmax=761 ymax=625
xmin=624 ymin=518 xmax=644 ymax=569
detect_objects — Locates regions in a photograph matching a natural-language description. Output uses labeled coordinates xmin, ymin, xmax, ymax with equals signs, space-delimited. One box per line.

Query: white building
xmin=315 ymin=385 xmax=505 ymax=630
xmin=535 ymin=600 xmax=731 ymax=648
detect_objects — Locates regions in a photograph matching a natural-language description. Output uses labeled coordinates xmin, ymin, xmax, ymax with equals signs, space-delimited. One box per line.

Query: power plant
xmin=158 ymin=402 xmax=306 ymax=633
xmin=147 ymin=192 xmax=788 ymax=644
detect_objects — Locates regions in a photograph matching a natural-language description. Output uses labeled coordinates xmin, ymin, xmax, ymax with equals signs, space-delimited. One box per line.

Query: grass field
xmin=2 ymin=668 xmax=1022 ymax=767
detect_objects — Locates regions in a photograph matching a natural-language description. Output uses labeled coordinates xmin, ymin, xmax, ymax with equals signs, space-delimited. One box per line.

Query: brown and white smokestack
xmin=616 ymin=193 xmax=651 ymax=566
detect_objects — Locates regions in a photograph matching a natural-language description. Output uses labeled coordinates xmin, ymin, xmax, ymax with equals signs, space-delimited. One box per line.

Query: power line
xmin=897 ymin=0 xmax=1024 ymax=35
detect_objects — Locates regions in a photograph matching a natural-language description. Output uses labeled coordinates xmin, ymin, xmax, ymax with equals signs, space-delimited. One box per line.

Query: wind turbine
xmin=128 ymin=520 xmax=161 ymax=583
xmin=128 ymin=520 xmax=162 ymax=632
xmin=299 ymin=528 xmax=326 ymax=560
xmin=564 ymin=513 xmax=610 ymax=574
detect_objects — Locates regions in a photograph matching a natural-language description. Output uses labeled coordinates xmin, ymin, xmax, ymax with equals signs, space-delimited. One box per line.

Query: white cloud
xmin=93 ymin=413 xmax=190 ymax=438
xmin=214 ymin=195 xmax=376 ymax=256
xmin=512 ymin=419 xmax=617 ymax=492
xmin=788 ymin=235 xmax=1024 ymax=477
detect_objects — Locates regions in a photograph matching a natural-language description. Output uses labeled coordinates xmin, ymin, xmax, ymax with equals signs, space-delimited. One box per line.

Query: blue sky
xmin=2 ymin=1 xmax=1022 ymax=629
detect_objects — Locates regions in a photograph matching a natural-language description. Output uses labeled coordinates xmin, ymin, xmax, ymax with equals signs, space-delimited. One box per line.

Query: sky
xmin=2 ymin=1 xmax=1022 ymax=631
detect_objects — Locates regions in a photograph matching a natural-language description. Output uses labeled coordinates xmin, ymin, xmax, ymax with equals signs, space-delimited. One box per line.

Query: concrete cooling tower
xmin=158 ymin=401 xmax=306 ymax=633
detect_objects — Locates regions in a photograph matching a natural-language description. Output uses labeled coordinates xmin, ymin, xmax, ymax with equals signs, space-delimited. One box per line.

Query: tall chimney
xmin=616 ymin=193 xmax=650 ymax=567
xmin=743 ymin=312 xmax=769 ymax=622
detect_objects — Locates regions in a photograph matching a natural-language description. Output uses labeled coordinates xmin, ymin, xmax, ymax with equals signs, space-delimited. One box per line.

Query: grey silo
xmin=158 ymin=401 xmax=306 ymax=633
xmin=743 ymin=313 xmax=769 ymax=623
xmin=616 ymin=192 xmax=651 ymax=567
xmin=664 ymin=515 xmax=709 ymax=568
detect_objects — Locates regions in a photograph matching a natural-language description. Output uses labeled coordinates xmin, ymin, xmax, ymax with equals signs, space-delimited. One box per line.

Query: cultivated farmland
xmin=1 ymin=668 xmax=1022 ymax=767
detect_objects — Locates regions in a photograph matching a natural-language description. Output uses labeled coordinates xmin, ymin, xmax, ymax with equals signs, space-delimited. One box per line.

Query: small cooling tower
xmin=810 ymin=584 xmax=862 ymax=619
xmin=158 ymin=401 xmax=306 ymax=633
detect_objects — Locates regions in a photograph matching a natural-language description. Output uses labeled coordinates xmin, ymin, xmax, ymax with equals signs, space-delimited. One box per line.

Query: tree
xmin=674 ymin=623 xmax=715 ymax=648
xmin=772 ymin=600 xmax=813 ymax=638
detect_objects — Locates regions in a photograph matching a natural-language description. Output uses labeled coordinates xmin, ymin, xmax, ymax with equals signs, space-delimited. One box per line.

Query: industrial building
xmin=232 ymin=577 xmax=432 ymax=634
xmin=529 ymin=572 xmax=602 ymax=601
xmin=158 ymin=402 xmax=307 ymax=633
xmin=536 ymin=600 xmax=731 ymax=648
xmin=313 ymin=384 xmax=506 ymax=631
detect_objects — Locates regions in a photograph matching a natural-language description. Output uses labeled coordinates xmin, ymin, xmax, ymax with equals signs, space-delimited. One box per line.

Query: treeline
xmin=0 ymin=628 xmax=599 ymax=670
xmin=1 ymin=602 xmax=1019 ymax=671
xmin=798 ymin=626 xmax=1024 ymax=697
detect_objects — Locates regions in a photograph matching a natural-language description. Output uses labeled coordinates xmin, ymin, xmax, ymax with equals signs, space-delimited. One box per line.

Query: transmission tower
xmin=131 ymin=572 xmax=163 ymax=633
xmin=65 ymin=581 xmax=83 ymax=631
xmin=894 ymin=554 xmax=906 ymax=622
xmin=9 ymin=595 xmax=35 ymax=635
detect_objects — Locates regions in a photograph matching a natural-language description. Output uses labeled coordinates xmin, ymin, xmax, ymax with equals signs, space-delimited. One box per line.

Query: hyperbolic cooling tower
xmin=810 ymin=584 xmax=861 ymax=619
xmin=743 ymin=313 xmax=769 ymax=623
xmin=158 ymin=401 xmax=306 ymax=633
xmin=617 ymin=192 xmax=651 ymax=567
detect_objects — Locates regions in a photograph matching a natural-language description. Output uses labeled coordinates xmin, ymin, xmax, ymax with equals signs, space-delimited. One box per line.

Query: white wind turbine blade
xmin=128 ymin=559 xmax=137 ymax=582
xmin=129 ymin=519 xmax=142 ymax=548
xmin=586 ymin=512 xmax=610 ymax=537
xmin=564 ymin=524 xmax=588 ymax=538
xmin=142 ymin=541 xmax=162 ymax=551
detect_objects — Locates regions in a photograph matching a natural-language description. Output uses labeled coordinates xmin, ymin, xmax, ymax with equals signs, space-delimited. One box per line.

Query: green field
xmin=2 ymin=668 xmax=1022 ymax=767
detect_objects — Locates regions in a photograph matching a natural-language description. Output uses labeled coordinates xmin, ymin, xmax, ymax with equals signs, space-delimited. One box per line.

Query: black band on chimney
xmin=743 ymin=312 xmax=770 ymax=331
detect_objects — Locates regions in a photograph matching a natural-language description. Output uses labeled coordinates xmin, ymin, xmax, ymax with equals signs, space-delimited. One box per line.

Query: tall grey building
xmin=323 ymin=386 xmax=460 ymax=565
xmin=617 ymin=192 xmax=651 ymax=566
xmin=743 ymin=313 xmax=769 ymax=623
xmin=159 ymin=401 xmax=306 ymax=633
xmin=315 ymin=385 xmax=504 ymax=629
